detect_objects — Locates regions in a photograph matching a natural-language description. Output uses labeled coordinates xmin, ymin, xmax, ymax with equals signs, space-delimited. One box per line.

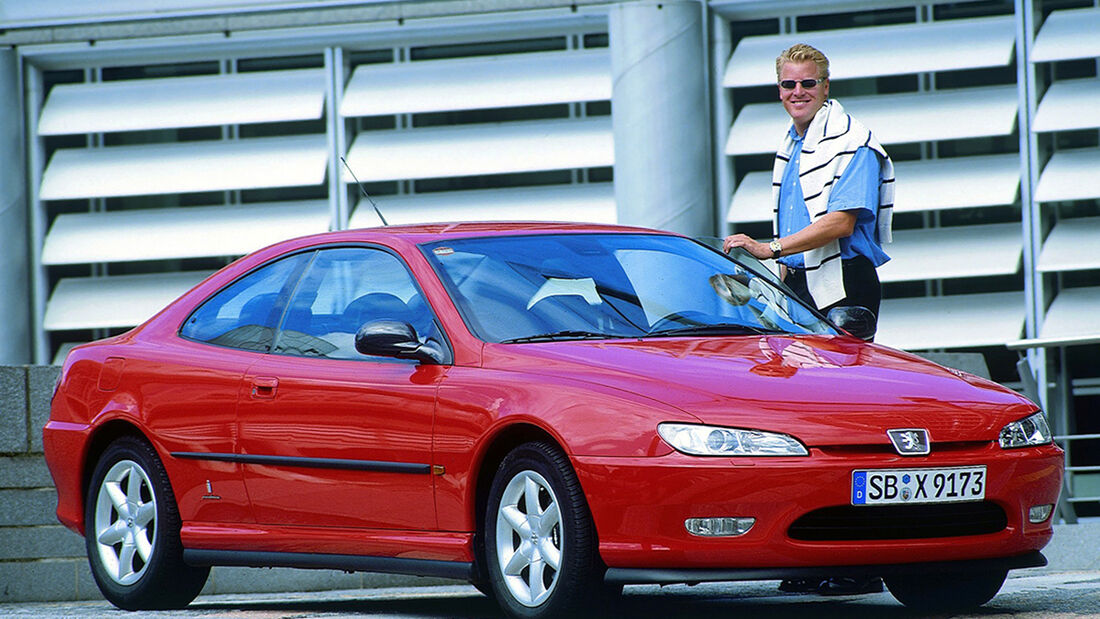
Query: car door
xmin=236 ymin=246 xmax=446 ymax=530
xmin=168 ymin=251 xmax=312 ymax=523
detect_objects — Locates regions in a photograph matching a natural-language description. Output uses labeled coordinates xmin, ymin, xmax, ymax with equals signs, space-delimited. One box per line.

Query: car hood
xmin=481 ymin=335 xmax=1036 ymax=446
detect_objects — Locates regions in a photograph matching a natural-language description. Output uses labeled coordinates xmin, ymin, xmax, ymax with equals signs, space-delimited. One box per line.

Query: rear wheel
xmin=484 ymin=442 xmax=605 ymax=618
xmin=85 ymin=436 xmax=209 ymax=610
xmin=885 ymin=569 xmax=1006 ymax=612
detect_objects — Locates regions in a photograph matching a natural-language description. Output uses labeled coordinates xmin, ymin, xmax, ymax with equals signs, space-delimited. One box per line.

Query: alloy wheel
xmin=494 ymin=470 xmax=563 ymax=607
xmin=92 ymin=459 xmax=158 ymax=585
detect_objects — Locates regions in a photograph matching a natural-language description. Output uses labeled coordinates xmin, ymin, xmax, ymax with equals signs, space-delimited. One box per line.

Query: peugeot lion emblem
xmin=887 ymin=428 xmax=930 ymax=456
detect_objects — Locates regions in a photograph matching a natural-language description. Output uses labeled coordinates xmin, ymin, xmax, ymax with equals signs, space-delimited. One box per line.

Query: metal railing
xmin=1056 ymin=433 xmax=1100 ymax=522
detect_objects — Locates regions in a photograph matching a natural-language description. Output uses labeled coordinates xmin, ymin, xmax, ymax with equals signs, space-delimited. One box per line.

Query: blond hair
xmin=776 ymin=43 xmax=830 ymax=81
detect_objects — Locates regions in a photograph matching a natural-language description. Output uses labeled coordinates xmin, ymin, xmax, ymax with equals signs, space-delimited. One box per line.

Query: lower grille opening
xmin=788 ymin=501 xmax=1008 ymax=541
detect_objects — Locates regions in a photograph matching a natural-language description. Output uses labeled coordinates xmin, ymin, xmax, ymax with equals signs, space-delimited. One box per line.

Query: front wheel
xmin=484 ymin=442 xmax=605 ymax=619
xmin=85 ymin=436 xmax=209 ymax=610
xmin=885 ymin=569 xmax=1006 ymax=612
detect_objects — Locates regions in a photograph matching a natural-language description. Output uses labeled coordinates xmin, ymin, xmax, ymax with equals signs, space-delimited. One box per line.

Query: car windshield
xmin=422 ymin=233 xmax=836 ymax=343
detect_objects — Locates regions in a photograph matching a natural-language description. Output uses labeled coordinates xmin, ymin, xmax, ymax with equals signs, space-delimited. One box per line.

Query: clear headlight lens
xmin=999 ymin=412 xmax=1053 ymax=449
xmin=658 ymin=423 xmax=808 ymax=456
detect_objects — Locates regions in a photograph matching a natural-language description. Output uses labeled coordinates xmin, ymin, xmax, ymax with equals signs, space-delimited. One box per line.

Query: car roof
xmin=283 ymin=221 xmax=679 ymax=247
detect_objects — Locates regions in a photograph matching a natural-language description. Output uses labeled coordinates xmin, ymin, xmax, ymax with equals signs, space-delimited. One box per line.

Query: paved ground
xmin=2 ymin=569 xmax=1098 ymax=618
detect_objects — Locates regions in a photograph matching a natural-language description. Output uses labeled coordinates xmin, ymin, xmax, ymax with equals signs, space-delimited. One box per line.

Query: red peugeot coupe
xmin=44 ymin=222 xmax=1062 ymax=618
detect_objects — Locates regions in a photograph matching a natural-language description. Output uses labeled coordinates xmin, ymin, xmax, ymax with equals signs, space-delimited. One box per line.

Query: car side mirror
xmin=827 ymin=306 xmax=877 ymax=341
xmin=354 ymin=320 xmax=445 ymax=364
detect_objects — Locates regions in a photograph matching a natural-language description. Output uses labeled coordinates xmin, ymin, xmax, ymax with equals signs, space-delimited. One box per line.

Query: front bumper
xmin=574 ymin=442 xmax=1063 ymax=570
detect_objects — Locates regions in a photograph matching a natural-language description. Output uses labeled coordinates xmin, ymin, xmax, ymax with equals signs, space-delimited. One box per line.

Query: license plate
xmin=851 ymin=466 xmax=986 ymax=505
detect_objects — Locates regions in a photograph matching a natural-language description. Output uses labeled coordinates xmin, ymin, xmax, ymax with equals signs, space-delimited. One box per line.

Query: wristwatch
xmin=769 ymin=239 xmax=783 ymax=259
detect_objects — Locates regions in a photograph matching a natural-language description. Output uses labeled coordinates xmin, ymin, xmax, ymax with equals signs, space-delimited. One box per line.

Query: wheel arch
xmin=473 ymin=423 xmax=564 ymax=532
xmin=470 ymin=423 xmax=567 ymax=586
xmin=81 ymin=420 xmax=154 ymax=518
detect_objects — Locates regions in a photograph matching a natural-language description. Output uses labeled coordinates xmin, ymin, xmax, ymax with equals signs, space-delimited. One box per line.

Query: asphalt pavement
xmin=2 ymin=569 xmax=1098 ymax=618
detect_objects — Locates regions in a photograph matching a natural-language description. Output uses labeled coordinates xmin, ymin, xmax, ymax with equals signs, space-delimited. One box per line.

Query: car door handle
xmin=250 ymin=377 xmax=279 ymax=399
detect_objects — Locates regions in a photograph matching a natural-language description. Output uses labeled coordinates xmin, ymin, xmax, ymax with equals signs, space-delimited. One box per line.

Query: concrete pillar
xmin=609 ymin=0 xmax=712 ymax=236
xmin=0 ymin=49 xmax=31 ymax=364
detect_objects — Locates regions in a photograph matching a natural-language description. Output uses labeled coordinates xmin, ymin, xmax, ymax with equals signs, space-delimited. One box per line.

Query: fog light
xmin=685 ymin=517 xmax=755 ymax=537
xmin=1028 ymin=504 xmax=1053 ymax=524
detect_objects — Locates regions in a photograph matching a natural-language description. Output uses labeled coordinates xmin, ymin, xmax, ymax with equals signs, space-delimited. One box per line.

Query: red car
xmin=44 ymin=222 xmax=1062 ymax=618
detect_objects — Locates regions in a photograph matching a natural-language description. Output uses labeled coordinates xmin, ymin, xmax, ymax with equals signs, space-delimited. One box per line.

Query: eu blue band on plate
xmin=852 ymin=471 xmax=867 ymax=505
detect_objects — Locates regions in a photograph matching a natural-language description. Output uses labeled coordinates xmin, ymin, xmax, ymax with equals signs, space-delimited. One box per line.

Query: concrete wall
xmin=0 ymin=365 xmax=90 ymax=601
xmin=0 ymin=365 xmax=455 ymax=603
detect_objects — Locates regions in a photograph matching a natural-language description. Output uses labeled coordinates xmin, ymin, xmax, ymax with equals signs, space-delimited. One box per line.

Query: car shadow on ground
xmin=185 ymin=584 xmax=968 ymax=619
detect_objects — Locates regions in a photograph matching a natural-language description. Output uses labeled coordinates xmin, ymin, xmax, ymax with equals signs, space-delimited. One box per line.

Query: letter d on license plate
xmin=851 ymin=466 xmax=986 ymax=505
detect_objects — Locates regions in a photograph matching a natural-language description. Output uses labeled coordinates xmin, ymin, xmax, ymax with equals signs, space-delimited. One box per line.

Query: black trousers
xmin=783 ymin=255 xmax=881 ymax=321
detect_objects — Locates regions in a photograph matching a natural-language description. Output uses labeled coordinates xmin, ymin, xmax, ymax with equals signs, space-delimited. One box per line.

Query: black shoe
xmin=817 ymin=577 xmax=884 ymax=595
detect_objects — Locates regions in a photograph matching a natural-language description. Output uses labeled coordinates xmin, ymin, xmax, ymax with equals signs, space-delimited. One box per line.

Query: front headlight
xmin=658 ymin=423 xmax=808 ymax=456
xmin=999 ymin=411 xmax=1053 ymax=449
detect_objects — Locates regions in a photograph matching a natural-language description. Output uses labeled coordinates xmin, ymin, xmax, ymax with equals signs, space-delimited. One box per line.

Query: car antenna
xmin=339 ymin=156 xmax=389 ymax=226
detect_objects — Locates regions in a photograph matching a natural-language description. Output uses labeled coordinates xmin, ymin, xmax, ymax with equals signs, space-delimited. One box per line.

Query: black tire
xmin=885 ymin=569 xmax=1006 ymax=612
xmin=84 ymin=436 xmax=209 ymax=610
xmin=484 ymin=442 xmax=606 ymax=619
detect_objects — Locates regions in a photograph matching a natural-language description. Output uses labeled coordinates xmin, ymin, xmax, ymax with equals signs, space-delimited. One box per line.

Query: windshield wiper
xmin=646 ymin=323 xmax=786 ymax=338
xmin=500 ymin=330 xmax=634 ymax=344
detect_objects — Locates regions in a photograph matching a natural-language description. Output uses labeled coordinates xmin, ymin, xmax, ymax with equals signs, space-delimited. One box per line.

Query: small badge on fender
xmin=201 ymin=479 xmax=221 ymax=500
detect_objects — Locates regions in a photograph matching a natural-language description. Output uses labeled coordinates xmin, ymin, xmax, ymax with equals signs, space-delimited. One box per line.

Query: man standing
xmin=726 ymin=43 xmax=893 ymax=596
xmin=724 ymin=43 xmax=894 ymax=330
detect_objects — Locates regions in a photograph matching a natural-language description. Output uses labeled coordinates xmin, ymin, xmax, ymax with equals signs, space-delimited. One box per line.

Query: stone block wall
xmin=0 ymin=365 xmax=100 ymax=602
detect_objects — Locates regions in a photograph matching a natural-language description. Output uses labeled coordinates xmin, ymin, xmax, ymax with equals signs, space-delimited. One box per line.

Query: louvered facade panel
xmin=42 ymin=201 xmax=331 ymax=265
xmin=1030 ymin=6 xmax=1100 ymax=63
xmin=30 ymin=25 xmax=615 ymax=360
xmin=878 ymin=223 xmax=1022 ymax=283
xmin=340 ymin=50 xmax=611 ymax=117
xmin=1036 ymin=287 xmax=1100 ymax=344
xmin=343 ymin=117 xmax=613 ymax=183
xmin=350 ymin=184 xmax=615 ymax=228
xmin=35 ymin=52 xmax=332 ymax=347
xmin=1029 ymin=4 xmax=1100 ymax=357
xmin=1033 ymin=78 xmax=1100 ymax=133
xmin=726 ymin=86 xmax=1019 ymax=156
xmin=728 ymin=153 xmax=1020 ymax=223
xmin=40 ymin=135 xmax=329 ymax=200
xmin=339 ymin=41 xmax=612 ymax=250
xmin=723 ymin=16 xmax=1015 ymax=87
xmin=719 ymin=5 xmax=1024 ymax=354
xmin=1037 ymin=217 xmax=1100 ymax=274
xmin=877 ymin=292 xmax=1025 ymax=351
xmin=38 ymin=69 xmax=326 ymax=135
xmin=43 ymin=271 xmax=211 ymax=331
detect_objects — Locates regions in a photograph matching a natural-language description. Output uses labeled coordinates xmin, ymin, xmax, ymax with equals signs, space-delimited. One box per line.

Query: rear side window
xmin=271 ymin=247 xmax=439 ymax=360
xmin=180 ymin=253 xmax=311 ymax=351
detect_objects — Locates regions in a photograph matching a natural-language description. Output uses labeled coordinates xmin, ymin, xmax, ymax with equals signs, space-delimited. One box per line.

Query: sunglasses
xmin=779 ymin=78 xmax=824 ymax=90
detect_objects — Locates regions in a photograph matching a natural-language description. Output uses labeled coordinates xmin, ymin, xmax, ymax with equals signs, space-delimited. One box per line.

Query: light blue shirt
xmin=777 ymin=127 xmax=891 ymax=269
